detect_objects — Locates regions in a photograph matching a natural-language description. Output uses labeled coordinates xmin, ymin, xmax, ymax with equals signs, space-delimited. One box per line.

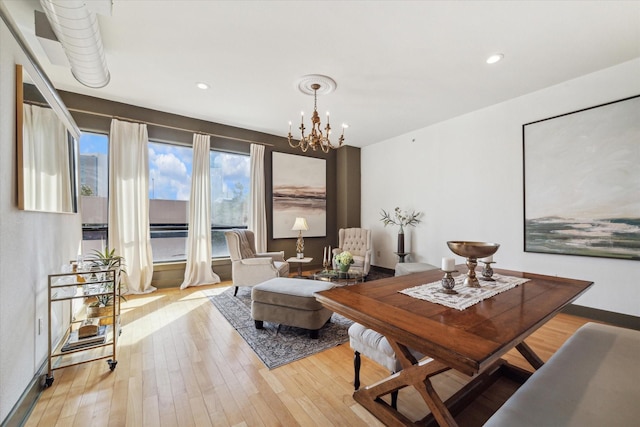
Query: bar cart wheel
xmin=44 ymin=375 xmax=54 ymax=388
xmin=107 ymin=359 xmax=117 ymax=371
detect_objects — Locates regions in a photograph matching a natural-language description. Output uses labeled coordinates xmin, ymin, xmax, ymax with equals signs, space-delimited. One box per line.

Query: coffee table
xmin=315 ymin=266 xmax=593 ymax=426
xmin=312 ymin=269 xmax=364 ymax=286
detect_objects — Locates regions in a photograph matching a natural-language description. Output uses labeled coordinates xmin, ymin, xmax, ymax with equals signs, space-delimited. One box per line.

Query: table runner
xmin=399 ymin=273 xmax=530 ymax=310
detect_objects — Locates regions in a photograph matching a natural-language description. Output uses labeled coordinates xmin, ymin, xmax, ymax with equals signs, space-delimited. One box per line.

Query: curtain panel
xmin=108 ymin=119 xmax=155 ymax=294
xmin=181 ymin=134 xmax=221 ymax=288
xmin=249 ymin=143 xmax=267 ymax=253
xmin=22 ymin=104 xmax=72 ymax=212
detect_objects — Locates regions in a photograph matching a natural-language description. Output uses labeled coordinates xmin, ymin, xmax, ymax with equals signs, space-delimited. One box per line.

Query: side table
xmin=286 ymin=257 xmax=313 ymax=277
xmin=394 ymin=252 xmax=410 ymax=263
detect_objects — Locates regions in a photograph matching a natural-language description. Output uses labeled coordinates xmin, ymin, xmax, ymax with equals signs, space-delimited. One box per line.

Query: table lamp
xmin=291 ymin=217 xmax=309 ymax=259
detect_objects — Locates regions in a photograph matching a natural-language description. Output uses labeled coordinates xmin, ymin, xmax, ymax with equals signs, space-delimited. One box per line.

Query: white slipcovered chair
xmin=224 ymin=230 xmax=289 ymax=296
xmin=348 ymin=323 xmax=425 ymax=409
xmin=332 ymin=228 xmax=372 ymax=276
xmin=347 ymin=264 xmax=431 ymax=408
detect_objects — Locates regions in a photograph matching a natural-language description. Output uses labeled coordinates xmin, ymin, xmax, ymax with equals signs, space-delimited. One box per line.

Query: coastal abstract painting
xmin=272 ymin=152 xmax=326 ymax=239
xmin=523 ymin=95 xmax=640 ymax=261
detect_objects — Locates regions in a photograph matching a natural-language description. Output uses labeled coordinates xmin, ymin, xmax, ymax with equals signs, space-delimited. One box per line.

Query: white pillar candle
xmin=323 ymin=247 xmax=327 ymax=263
xmin=480 ymin=255 xmax=493 ymax=263
xmin=328 ymin=246 xmax=332 ymax=261
xmin=442 ymin=257 xmax=455 ymax=272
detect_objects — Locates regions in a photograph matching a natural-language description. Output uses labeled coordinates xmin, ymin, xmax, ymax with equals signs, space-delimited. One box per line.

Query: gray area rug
xmin=209 ymin=287 xmax=354 ymax=369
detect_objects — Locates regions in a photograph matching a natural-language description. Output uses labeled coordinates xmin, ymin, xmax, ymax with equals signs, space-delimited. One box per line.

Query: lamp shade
xmin=291 ymin=217 xmax=309 ymax=231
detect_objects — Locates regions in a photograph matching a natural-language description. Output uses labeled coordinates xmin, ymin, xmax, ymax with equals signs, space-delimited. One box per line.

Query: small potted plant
xmin=334 ymin=251 xmax=354 ymax=272
xmin=86 ymin=247 xmax=127 ymax=325
xmin=89 ymin=247 xmax=124 ymax=271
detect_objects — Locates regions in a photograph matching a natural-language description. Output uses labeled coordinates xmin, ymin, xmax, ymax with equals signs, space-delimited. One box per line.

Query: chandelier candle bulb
xmin=442 ymin=257 xmax=455 ymax=272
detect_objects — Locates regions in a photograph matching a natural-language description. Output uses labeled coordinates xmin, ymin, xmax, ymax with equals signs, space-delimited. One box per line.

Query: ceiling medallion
xmin=287 ymin=74 xmax=347 ymax=153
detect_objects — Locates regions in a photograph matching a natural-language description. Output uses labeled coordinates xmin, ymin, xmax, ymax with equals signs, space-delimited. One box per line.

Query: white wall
xmin=362 ymin=58 xmax=640 ymax=317
xmin=0 ymin=18 xmax=81 ymax=422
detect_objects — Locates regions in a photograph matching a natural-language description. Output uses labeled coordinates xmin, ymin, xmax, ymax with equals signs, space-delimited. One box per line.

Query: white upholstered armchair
xmin=224 ymin=230 xmax=290 ymax=296
xmin=332 ymin=228 xmax=372 ymax=276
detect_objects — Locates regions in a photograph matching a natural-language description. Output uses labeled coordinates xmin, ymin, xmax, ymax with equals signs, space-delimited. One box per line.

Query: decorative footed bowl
xmin=446 ymin=241 xmax=500 ymax=288
xmin=446 ymin=241 xmax=500 ymax=259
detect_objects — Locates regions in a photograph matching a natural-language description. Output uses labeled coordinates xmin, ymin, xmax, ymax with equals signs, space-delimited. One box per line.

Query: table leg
xmin=390 ymin=341 xmax=458 ymax=427
xmin=516 ymin=341 xmax=545 ymax=370
xmin=353 ymin=340 xmax=456 ymax=427
xmin=297 ymin=263 xmax=302 ymax=277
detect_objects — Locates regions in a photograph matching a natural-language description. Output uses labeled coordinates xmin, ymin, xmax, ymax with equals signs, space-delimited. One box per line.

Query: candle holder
xmin=464 ymin=257 xmax=481 ymax=288
xmin=481 ymin=261 xmax=495 ymax=281
xmin=322 ymin=259 xmax=330 ymax=272
xmin=440 ymin=270 xmax=457 ymax=294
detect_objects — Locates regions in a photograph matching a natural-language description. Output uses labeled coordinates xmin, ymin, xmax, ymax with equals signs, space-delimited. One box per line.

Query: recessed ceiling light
xmin=486 ymin=53 xmax=504 ymax=64
xmin=196 ymin=82 xmax=209 ymax=90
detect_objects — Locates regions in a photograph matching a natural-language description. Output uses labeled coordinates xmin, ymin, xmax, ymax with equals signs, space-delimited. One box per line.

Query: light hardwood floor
xmin=25 ymin=281 xmax=592 ymax=427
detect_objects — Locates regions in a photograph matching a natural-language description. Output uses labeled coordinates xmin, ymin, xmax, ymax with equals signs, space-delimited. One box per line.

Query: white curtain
xmin=181 ymin=134 xmax=221 ymax=289
xmin=108 ymin=119 xmax=155 ymax=294
xmin=249 ymin=144 xmax=267 ymax=252
xmin=22 ymin=104 xmax=72 ymax=212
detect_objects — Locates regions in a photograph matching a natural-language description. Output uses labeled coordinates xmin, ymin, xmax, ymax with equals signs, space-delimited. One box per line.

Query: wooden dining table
xmin=315 ymin=266 xmax=593 ymax=427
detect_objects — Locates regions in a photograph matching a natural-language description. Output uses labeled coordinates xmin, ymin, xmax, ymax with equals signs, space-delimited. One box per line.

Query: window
xmin=78 ymin=133 xmax=251 ymax=263
xmin=148 ymin=142 xmax=192 ymax=262
xmin=78 ymin=132 xmax=109 ymax=258
xmin=148 ymin=144 xmax=250 ymax=261
xmin=210 ymin=151 xmax=250 ymax=257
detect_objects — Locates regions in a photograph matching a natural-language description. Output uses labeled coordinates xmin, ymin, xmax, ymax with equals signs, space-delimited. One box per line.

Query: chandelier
xmin=287 ymin=76 xmax=347 ymax=153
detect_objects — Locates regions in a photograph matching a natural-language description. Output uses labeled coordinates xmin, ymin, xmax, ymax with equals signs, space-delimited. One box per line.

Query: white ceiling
xmin=4 ymin=1 xmax=640 ymax=147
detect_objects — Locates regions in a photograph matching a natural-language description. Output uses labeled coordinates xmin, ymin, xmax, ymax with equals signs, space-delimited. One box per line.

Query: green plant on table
xmin=89 ymin=247 xmax=125 ymax=271
xmin=87 ymin=246 xmax=127 ymax=307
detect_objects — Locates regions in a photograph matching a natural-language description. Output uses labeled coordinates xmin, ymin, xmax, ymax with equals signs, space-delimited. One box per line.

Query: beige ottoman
xmin=394 ymin=262 xmax=439 ymax=276
xmin=251 ymin=278 xmax=335 ymax=339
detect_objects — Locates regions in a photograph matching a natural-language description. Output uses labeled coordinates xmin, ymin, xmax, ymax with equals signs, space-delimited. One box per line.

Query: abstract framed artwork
xmin=272 ymin=152 xmax=326 ymax=239
xmin=523 ymin=94 xmax=640 ymax=261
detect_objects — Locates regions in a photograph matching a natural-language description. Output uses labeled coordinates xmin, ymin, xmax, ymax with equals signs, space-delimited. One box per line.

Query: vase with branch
xmin=380 ymin=207 xmax=422 ymax=255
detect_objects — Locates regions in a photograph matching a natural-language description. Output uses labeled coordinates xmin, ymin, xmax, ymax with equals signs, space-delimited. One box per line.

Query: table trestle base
xmin=354 ymin=338 xmax=537 ymax=427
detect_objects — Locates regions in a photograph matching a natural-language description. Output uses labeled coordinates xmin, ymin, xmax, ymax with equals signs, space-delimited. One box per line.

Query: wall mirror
xmin=16 ymin=64 xmax=80 ymax=213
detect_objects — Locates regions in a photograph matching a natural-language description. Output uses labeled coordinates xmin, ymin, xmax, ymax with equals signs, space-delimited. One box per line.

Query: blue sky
xmin=79 ymin=132 xmax=249 ymax=201
xmin=79 ymin=132 xmax=108 ymax=155
xmin=149 ymin=142 xmax=193 ymax=200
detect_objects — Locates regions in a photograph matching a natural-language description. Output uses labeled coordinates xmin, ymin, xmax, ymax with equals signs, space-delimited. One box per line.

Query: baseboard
xmin=562 ymin=304 xmax=640 ymax=330
xmin=1 ymin=360 xmax=47 ymax=427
